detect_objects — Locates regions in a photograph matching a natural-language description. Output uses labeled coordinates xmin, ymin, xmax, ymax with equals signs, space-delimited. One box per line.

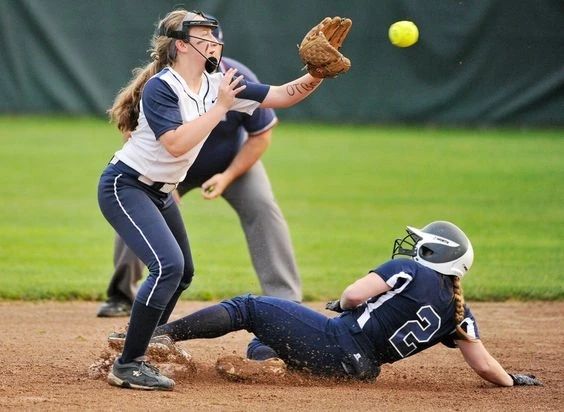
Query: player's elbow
xmin=162 ymin=143 xmax=186 ymax=158
xmin=168 ymin=148 xmax=185 ymax=158
xmin=340 ymin=288 xmax=365 ymax=309
xmin=160 ymin=130 xmax=193 ymax=157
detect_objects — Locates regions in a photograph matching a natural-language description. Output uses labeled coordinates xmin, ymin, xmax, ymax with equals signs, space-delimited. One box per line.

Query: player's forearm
xmin=161 ymin=105 xmax=228 ymax=157
xmin=472 ymin=356 xmax=514 ymax=387
xmin=459 ymin=340 xmax=514 ymax=387
xmin=476 ymin=365 xmax=513 ymax=386
xmin=262 ymin=74 xmax=323 ymax=108
xmin=223 ymin=132 xmax=271 ymax=184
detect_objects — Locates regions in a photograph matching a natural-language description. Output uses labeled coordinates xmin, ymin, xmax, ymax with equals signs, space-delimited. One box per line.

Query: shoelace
xmin=140 ymin=361 xmax=161 ymax=375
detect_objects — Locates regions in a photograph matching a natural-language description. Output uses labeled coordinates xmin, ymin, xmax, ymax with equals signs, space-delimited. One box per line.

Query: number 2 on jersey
xmin=389 ymin=305 xmax=441 ymax=358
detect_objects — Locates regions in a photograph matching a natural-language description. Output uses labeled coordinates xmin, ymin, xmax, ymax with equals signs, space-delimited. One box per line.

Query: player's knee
xmin=247 ymin=337 xmax=279 ymax=360
xmin=148 ymin=253 xmax=185 ymax=287
xmin=166 ymin=257 xmax=185 ymax=278
xmin=184 ymin=260 xmax=194 ymax=277
xmin=178 ymin=278 xmax=192 ymax=291
xmin=220 ymin=294 xmax=255 ymax=328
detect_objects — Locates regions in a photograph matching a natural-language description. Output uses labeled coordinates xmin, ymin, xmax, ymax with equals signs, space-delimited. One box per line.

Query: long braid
xmin=452 ymin=276 xmax=474 ymax=340
xmin=107 ymin=10 xmax=188 ymax=133
xmin=453 ymin=276 xmax=465 ymax=324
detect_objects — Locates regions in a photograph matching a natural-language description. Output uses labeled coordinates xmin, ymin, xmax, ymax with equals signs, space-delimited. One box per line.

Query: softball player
xmin=98 ymin=51 xmax=301 ymax=318
xmin=99 ymin=9 xmax=326 ymax=390
xmin=149 ymin=221 xmax=542 ymax=386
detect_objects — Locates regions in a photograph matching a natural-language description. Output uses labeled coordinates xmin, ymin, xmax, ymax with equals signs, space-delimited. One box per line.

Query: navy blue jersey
xmin=181 ymin=57 xmax=278 ymax=187
xmin=347 ymin=259 xmax=479 ymax=364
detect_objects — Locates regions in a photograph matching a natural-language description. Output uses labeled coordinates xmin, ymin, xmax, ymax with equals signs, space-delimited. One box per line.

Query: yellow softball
xmin=388 ymin=21 xmax=419 ymax=48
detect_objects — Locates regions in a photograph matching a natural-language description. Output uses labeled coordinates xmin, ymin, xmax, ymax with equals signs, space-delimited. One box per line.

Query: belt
xmin=110 ymin=157 xmax=178 ymax=194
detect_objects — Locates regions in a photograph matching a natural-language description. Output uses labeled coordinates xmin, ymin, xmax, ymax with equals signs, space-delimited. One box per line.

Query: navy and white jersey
xmin=348 ymin=259 xmax=479 ymax=364
xmin=183 ymin=57 xmax=278 ymax=187
xmin=114 ymin=66 xmax=270 ymax=183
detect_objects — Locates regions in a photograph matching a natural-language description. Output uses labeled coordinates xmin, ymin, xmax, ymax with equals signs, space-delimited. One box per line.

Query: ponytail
xmin=107 ymin=9 xmax=189 ymax=133
xmin=108 ymin=61 xmax=161 ymax=133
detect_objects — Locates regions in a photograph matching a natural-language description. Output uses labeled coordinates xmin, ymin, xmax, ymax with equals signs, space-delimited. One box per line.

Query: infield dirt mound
xmin=0 ymin=301 xmax=561 ymax=411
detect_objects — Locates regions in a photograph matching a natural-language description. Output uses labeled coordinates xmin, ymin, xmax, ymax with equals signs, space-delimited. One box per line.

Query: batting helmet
xmin=392 ymin=221 xmax=474 ymax=277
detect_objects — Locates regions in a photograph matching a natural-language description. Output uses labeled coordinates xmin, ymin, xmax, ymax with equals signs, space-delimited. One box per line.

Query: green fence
xmin=1 ymin=0 xmax=563 ymax=125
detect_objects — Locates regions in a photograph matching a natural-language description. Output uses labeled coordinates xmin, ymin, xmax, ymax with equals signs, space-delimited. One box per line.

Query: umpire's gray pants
xmin=106 ymin=161 xmax=302 ymax=303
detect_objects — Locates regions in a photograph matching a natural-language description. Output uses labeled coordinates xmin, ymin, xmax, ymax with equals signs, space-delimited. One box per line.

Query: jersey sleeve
xmin=221 ymin=57 xmax=278 ymax=135
xmin=371 ymin=259 xmax=415 ymax=291
xmin=231 ymin=79 xmax=270 ymax=115
xmin=142 ymin=77 xmax=183 ymax=139
xmin=441 ymin=306 xmax=481 ymax=348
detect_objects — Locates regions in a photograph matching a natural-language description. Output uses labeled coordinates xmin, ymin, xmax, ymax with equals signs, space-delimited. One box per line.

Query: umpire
xmin=98 ymin=21 xmax=302 ymax=317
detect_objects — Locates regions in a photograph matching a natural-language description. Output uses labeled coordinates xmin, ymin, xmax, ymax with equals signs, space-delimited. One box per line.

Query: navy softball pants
xmin=98 ymin=162 xmax=193 ymax=310
xmin=221 ymin=295 xmax=380 ymax=378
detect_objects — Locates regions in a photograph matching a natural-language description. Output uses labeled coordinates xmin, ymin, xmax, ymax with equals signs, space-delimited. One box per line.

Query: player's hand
xmin=325 ymin=299 xmax=344 ymax=313
xmin=215 ymin=68 xmax=246 ymax=111
xmin=201 ymin=174 xmax=229 ymax=199
xmin=509 ymin=373 xmax=543 ymax=386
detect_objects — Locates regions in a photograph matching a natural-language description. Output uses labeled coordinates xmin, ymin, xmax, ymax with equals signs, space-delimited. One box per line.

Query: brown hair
xmin=452 ymin=276 xmax=474 ymax=340
xmin=107 ymin=10 xmax=188 ymax=133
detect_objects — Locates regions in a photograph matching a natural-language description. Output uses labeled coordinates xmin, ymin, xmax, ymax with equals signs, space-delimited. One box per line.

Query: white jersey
xmin=114 ymin=67 xmax=269 ymax=183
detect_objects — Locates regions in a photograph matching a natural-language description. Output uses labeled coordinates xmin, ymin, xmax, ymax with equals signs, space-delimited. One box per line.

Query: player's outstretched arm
xmin=457 ymin=339 xmax=542 ymax=386
xmin=260 ymin=74 xmax=323 ymax=109
xmin=457 ymin=339 xmax=513 ymax=386
xmin=258 ymin=16 xmax=353 ymax=109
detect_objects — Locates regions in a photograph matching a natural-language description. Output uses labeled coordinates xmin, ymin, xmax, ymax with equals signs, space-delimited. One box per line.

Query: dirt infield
xmin=0 ymin=301 xmax=561 ymax=411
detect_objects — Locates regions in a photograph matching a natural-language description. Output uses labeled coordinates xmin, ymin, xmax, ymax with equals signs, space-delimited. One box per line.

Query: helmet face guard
xmin=160 ymin=12 xmax=219 ymax=41
xmin=392 ymin=231 xmax=420 ymax=259
xmin=160 ymin=11 xmax=224 ymax=73
xmin=392 ymin=221 xmax=474 ymax=277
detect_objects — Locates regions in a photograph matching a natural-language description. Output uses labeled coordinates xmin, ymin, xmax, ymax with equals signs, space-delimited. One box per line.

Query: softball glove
xmin=298 ymin=16 xmax=352 ymax=78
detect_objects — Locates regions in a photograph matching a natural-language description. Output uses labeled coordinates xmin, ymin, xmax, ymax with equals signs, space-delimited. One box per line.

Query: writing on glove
xmin=509 ymin=373 xmax=543 ymax=386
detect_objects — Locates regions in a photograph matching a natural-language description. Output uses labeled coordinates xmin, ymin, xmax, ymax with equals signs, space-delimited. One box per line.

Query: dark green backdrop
xmin=1 ymin=0 xmax=563 ymax=125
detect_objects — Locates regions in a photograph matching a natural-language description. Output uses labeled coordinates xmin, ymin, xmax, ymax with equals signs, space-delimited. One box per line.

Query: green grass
xmin=0 ymin=116 xmax=562 ymax=301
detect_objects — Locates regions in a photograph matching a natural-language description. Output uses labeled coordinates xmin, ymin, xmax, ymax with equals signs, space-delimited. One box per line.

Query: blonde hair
xmin=107 ymin=10 xmax=188 ymax=133
xmin=452 ymin=276 xmax=474 ymax=340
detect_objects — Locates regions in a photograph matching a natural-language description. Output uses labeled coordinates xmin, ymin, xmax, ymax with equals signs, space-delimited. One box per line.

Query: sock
xmin=120 ymin=301 xmax=163 ymax=364
xmin=154 ymin=304 xmax=232 ymax=341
